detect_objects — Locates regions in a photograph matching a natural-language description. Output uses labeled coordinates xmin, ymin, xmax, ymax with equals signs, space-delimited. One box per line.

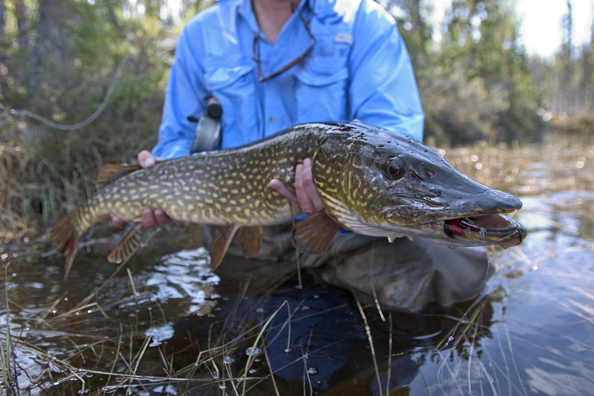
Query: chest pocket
xmin=294 ymin=35 xmax=351 ymax=123
xmin=203 ymin=63 xmax=260 ymax=149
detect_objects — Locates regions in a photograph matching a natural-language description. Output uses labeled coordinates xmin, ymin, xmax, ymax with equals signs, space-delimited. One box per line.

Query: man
xmin=113 ymin=0 xmax=490 ymax=312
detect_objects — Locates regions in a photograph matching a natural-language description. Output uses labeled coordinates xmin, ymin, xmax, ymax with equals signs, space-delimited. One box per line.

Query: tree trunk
xmin=15 ymin=0 xmax=28 ymax=48
xmin=409 ymin=0 xmax=427 ymax=69
xmin=26 ymin=0 xmax=50 ymax=108
xmin=0 ymin=0 xmax=5 ymax=39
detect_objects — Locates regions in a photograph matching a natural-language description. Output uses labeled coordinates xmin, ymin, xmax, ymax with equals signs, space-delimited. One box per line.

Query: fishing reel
xmin=188 ymin=97 xmax=223 ymax=153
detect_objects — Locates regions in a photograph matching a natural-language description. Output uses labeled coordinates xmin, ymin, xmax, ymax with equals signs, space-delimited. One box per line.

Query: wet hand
xmin=111 ymin=150 xmax=171 ymax=229
xmin=269 ymin=158 xmax=325 ymax=215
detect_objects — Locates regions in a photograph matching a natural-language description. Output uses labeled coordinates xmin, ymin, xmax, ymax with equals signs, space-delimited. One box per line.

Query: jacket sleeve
xmin=347 ymin=0 xmax=424 ymax=142
xmin=152 ymin=24 xmax=210 ymax=159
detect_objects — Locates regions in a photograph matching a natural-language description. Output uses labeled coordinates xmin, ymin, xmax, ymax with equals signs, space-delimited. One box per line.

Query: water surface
xmin=1 ymin=141 xmax=593 ymax=395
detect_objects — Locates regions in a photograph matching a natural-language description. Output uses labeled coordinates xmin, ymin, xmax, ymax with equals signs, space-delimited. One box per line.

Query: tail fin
xmin=51 ymin=210 xmax=81 ymax=281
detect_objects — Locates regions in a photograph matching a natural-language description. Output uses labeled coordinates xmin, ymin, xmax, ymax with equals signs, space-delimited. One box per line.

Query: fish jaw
xmin=443 ymin=214 xmax=527 ymax=248
xmin=335 ymin=210 xmax=526 ymax=249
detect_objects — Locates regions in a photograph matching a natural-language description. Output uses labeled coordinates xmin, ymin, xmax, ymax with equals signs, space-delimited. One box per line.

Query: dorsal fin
xmin=210 ymin=224 xmax=239 ymax=270
xmin=238 ymin=226 xmax=263 ymax=258
xmin=107 ymin=223 xmax=152 ymax=264
xmin=96 ymin=164 xmax=142 ymax=190
xmin=293 ymin=211 xmax=341 ymax=254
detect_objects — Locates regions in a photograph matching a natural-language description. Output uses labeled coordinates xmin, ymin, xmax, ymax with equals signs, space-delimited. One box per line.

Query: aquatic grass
xmin=1 ymin=136 xmax=592 ymax=395
xmin=1 ymin=268 xmax=14 ymax=395
xmin=241 ymin=300 xmax=288 ymax=395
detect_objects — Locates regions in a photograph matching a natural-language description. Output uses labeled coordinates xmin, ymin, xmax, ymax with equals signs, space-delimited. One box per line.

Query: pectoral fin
xmin=210 ymin=224 xmax=240 ymax=270
xmin=238 ymin=226 xmax=263 ymax=258
xmin=96 ymin=164 xmax=142 ymax=190
xmin=108 ymin=223 xmax=152 ymax=264
xmin=292 ymin=211 xmax=341 ymax=254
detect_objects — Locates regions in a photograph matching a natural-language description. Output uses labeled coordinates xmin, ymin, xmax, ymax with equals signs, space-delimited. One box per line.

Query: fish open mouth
xmin=444 ymin=214 xmax=527 ymax=248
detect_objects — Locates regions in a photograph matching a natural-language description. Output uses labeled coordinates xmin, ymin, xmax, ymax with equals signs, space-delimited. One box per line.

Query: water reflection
xmin=1 ymin=142 xmax=594 ymax=395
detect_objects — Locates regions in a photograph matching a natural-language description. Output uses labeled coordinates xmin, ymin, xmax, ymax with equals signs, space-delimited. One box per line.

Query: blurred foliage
xmin=0 ymin=0 xmax=592 ymax=236
xmin=391 ymin=0 xmax=545 ymax=145
xmin=0 ymin=0 xmax=174 ymax=237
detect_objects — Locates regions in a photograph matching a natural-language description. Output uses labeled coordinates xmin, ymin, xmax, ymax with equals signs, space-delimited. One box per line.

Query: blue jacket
xmin=152 ymin=0 xmax=424 ymax=159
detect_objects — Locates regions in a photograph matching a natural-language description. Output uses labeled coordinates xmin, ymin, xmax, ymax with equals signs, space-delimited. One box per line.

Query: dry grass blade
xmin=353 ymin=292 xmax=383 ymax=396
xmin=263 ymin=341 xmax=280 ymax=396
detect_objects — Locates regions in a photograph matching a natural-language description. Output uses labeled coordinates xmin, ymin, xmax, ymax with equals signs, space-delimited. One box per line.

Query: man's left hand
xmin=269 ymin=158 xmax=325 ymax=215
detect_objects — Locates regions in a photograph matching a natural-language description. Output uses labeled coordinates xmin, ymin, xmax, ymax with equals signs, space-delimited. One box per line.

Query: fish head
xmin=315 ymin=123 xmax=526 ymax=249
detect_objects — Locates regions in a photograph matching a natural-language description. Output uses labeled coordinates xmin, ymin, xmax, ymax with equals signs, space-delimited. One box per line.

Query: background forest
xmin=0 ymin=0 xmax=592 ymax=237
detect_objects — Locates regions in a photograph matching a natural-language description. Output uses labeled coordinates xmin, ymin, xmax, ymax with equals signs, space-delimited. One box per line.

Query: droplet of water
xmin=301 ymin=305 xmax=310 ymax=311
xmin=245 ymin=347 xmax=262 ymax=357
xmin=448 ymin=336 xmax=454 ymax=342
xmin=219 ymin=384 xmax=226 ymax=390
xmin=249 ymin=369 xmax=257 ymax=374
xmin=23 ymin=237 xmax=29 ymax=243
xmin=255 ymin=308 xmax=264 ymax=313
xmin=387 ymin=237 xmax=395 ymax=243
xmin=479 ymin=228 xmax=486 ymax=239
xmin=284 ymin=347 xmax=292 ymax=353
xmin=223 ymin=356 xmax=234 ymax=364
xmin=307 ymin=367 xmax=318 ymax=375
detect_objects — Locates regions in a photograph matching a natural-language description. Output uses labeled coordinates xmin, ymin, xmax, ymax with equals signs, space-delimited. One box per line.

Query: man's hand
xmin=269 ymin=158 xmax=325 ymax=215
xmin=111 ymin=150 xmax=171 ymax=229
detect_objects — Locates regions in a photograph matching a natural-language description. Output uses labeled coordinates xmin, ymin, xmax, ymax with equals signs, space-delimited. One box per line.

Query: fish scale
xmin=52 ymin=122 xmax=526 ymax=281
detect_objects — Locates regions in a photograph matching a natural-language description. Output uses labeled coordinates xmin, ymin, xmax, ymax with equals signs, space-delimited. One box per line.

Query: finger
xmin=303 ymin=159 xmax=325 ymax=213
xmin=154 ymin=209 xmax=171 ymax=225
xmin=112 ymin=216 xmax=124 ymax=229
xmin=295 ymin=163 xmax=315 ymax=215
xmin=138 ymin=150 xmax=156 ymax=168
xmin=269 ymin=179 xmax=300 ymax=207
xmin=142 ymin=209 xmax=156 ymax=228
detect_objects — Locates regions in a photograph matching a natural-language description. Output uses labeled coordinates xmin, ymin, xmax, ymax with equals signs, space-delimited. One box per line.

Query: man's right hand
xmin=111 ymin=150 xmax=172 ymax=229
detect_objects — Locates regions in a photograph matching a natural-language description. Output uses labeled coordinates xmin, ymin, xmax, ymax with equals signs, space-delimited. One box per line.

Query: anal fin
xmin=96 ymin=164 xmax=142 ymax=190
xmin=210 ymin=224 xmax=239 ymax=270
xmin=108 ymin=223 xmax=152 ymax=264
xmin=293 ymin=211 xmax=341 ymax=254
xmin=238 ymin=226 xmax=263 ymax=258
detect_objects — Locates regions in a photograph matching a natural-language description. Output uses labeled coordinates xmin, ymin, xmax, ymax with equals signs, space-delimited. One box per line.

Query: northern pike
xmin=52 ymin=122 xmax=526 ymax=279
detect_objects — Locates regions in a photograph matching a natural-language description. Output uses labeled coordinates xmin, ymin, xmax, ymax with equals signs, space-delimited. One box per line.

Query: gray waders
xmin=202 ymin=224 xmax=492 ymax=313
xmin=192 ymin=99 xmax=492 ymax=312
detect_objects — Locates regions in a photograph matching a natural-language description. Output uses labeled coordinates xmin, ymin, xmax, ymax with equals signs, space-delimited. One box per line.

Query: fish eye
xmin=384 ymin=160 xmax=406 ymax=180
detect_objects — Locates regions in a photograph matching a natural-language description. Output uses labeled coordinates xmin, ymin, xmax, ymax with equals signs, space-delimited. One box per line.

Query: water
xmin=1 ymin=141 xmax=593 ymax=395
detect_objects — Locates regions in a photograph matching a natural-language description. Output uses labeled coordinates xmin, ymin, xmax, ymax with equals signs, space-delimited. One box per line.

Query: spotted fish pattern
xmin=52 ymin=122 xmax=526 ymax=280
